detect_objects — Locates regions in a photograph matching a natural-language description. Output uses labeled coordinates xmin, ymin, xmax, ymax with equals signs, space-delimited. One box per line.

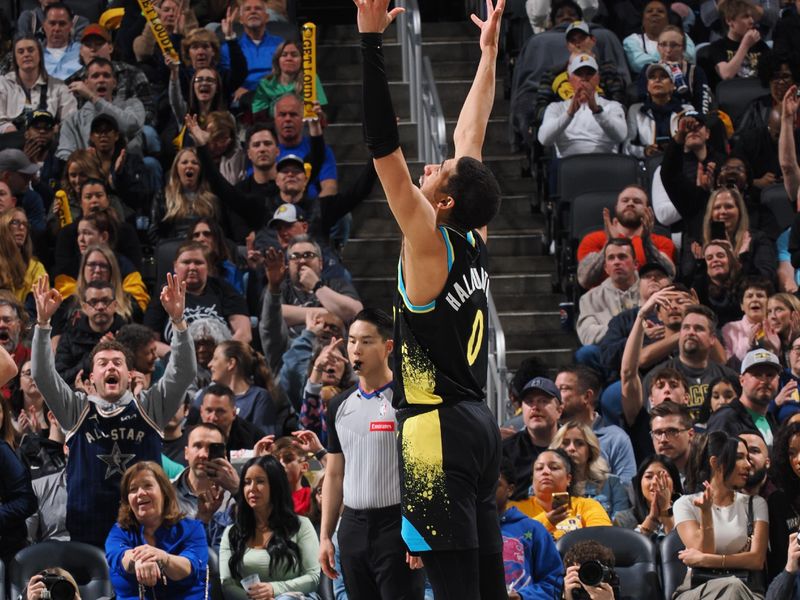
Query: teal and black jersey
xmin=393 ymin=225 xmax=489 ymax=411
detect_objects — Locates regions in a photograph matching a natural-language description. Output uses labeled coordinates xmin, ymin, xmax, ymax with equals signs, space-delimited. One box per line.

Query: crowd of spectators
xmin=3 ymin=0 xmax=800 ymax=598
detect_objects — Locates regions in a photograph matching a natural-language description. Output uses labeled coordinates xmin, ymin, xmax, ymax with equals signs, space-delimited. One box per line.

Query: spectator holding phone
xmin=510 ymin=448 xmax=611 ymax=540
xmin=172 ymin=423 xmax=236 ymax=551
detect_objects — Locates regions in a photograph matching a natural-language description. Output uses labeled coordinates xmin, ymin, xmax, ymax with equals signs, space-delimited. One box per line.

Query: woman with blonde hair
xmin=700 ymin=186 xmax=777 ymax=282
xmin=550 ymin=421 xmax=631 ymax=519
xmin=151 ymin=147 xmax=220 ymax=240
xmin=0 ymin=208 xmax=45 ymax=303
xmin=767 ymin=293 xmax=800 ymax=360
xmin=203 ymin=110 xmax=244 ymax=185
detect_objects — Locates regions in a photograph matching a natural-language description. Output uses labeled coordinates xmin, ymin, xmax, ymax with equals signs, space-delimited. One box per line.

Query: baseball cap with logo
xmin=565 ymin=20 xmax=591 ymax=38
xmin=740 ymin=349 xmax=781 ymax=375
xmin=268 ymin=203 xmax=307 ymax=228
xmin=28 ymin=110 xmax=56 ymax=128
xmin=521 ymin=377 xmax=561 ymax=402
xmin=567 ymin=53 xmax=599 ymax=75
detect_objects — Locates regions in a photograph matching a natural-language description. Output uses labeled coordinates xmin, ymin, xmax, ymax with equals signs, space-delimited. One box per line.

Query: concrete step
xmin=337 ymin=157 xmax=535 ymax=198
xmin=318 ymin=21 xmax=479 ymax=44
xmin=318 ymin=40 xmax=482 ymax=71
xmin=325 ymin=117 xmax=511 ymax=161
xmin=507 ymin=348 xmax=576 ymax=371
xmin=344 ymin=254 xmax=554 ymax=278
xmin=342 ymin=232 xmax=545 ymax=258
xmin=498 ymin=310 xmax=562 ymax=332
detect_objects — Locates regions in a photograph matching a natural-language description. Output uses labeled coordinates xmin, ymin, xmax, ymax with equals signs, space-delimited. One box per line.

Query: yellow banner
xmin=137 ymin=0 xmax=180 ymax=63
xmin=55 ymin=190 xmax=72 ymax=227
xmin=301 ymin=22 xmax=317 ymax=119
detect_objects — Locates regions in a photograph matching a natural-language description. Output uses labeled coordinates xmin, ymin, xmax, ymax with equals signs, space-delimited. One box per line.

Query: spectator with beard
xmin=577 ymin=185 xmax=676 ymax=290
xmin=115 ymin=324 xmax=162 ymax=390
xmin=708 ymin=348 xmax=781 ymax=444
xmin=54 ymin=281 xmax=126 ymax=386
xmin=740 ymin=430 xmax=772 ymax=498
xmin=641 ymin=303 xmax=736 ymax=416
xmin=554 ymin=365 xmax=636 ymax=484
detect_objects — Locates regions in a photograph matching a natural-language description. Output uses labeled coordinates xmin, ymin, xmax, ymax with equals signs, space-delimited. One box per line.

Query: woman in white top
xmin=0 ymin=34 xmax=76 ymax=133
xmin=673 ymin=430 xmax=768 ymax=600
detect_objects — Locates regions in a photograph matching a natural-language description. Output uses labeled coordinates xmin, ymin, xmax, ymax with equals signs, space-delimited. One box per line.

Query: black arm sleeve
xmin=361 ymin=33 xmax=400 ymax=159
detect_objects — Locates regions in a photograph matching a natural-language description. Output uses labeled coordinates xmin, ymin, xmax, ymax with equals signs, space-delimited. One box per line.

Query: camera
xmin=578 ymin=560 xmax=615 ymax=587
xmin=39 ymin=571 xmax=76 ymax=600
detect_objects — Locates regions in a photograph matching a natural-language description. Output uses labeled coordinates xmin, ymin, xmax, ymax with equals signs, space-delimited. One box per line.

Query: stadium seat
xmin=207 ymin=545 xmax=224 ymax=600
xmin=761 ymin=183 xmax=795 ymax=232
xmin=659 ymin=530 xmax=687 ymax=600
xmin=556 ymin=526 xmax=662 ymax=600
xmin=318 ymin=572 xmax=335 ymax=600
xmin=569 ymin=191 xmax=620 ymax=241
xmin=9 ymin=541 xmax=112 ymax=600
xmin=716 ymin=79 xmax=769 ymax=129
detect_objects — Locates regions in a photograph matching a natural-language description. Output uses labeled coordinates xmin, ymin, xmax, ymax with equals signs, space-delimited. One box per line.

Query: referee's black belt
xmin=343 ymin=504 xmax=402 ymax=519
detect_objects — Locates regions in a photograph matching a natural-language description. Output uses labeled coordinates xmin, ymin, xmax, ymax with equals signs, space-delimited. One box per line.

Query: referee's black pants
xmin=338 ymin=504 xmax=425 ymax=600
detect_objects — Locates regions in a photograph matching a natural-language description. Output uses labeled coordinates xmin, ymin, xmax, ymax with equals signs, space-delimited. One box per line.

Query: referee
xmin=318 ymin=308 xmax=424 ymax=599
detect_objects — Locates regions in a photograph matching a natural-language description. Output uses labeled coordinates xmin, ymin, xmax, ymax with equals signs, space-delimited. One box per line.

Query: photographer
xmin=21 ymin=568 xmax=81 ymax=600
xmin=563 ymin=540 xmax=619 ymax=600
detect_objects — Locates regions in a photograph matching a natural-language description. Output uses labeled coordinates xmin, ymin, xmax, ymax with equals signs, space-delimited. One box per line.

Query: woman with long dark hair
xmin=186 ymin=217 xmax=243 ymax=293
xmin=691 ymin=240 xmax=743 ymax=328
xmin=220 ymin=455 xmax=320 ymax=599
xmin=673 ymin=431 xmax=767 ymax=600
xmin=766 ymin=422 xmax=800 ymax=580
xmin=614 ymin=454 xmax=683 ymax=537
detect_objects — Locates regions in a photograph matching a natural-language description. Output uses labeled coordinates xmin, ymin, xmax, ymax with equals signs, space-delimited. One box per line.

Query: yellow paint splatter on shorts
xmin=401 ymin=342 xmax=443 ymax=406
xmin=401 ymin=410 xmax=447 ymax=533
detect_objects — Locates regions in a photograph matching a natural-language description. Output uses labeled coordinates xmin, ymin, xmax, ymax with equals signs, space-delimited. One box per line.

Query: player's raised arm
xmin=356 ymin=0 xmax=441 ymax=253
xmin=453 ymin=0 xmax=504 ymax=162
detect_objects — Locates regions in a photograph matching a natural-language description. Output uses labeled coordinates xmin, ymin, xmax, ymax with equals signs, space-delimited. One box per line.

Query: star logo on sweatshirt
xmin=97 ymin=442 xmax=136 ymax=479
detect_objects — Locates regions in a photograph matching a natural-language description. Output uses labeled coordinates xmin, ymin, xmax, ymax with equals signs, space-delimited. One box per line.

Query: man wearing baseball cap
xmin=0 ymin=149 xmax=47 ymax=232
xmin=707 ymin=348 xmax=780 ymax=444
xmin=65 ymin=24 xmax=155 ymax=125
xmin=538 ymin=52 xmax=627 ymax=159
xmin=502 ymin=377 xmax=563 ymax=500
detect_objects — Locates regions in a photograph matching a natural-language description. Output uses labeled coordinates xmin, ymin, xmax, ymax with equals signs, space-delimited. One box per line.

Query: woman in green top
xmin=252 ymin=41 xmax=328 ymax=117
xmin=220 ymin=455 xmax=320 ymax=599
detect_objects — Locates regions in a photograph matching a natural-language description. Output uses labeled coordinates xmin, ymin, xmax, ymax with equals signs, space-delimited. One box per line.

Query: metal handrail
xmin=396 ymin=0 xmax=509 ymax=423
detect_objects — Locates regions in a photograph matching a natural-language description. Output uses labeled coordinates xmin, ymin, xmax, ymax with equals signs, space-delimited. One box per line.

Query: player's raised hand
xmin=470 ymin=0 xmax=505 ymax=51
xmin=352 ymin=0 xmax=404 ymax=34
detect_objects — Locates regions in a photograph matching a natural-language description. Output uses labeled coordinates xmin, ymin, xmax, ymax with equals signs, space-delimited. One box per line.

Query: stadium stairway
xmin=316 ymin=19 xmax=579 ymax=373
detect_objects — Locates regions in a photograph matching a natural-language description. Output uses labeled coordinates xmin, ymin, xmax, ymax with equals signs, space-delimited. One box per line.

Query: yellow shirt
xmin=14 ymin=259 xmax=46 ymax=302
xmin=510 ymin=495 xmax=612 ymax=539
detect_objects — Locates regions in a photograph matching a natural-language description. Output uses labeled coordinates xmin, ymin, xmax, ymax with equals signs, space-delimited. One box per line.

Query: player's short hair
xmin=442 ymin=157 xmax=501 ymax=231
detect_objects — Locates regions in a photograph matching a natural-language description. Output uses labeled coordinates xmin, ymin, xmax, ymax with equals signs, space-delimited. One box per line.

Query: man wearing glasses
xmin=260 ymin=234 xmax=362 ymax=341
xmin=649 ymin=401 xmax=694 ymax=483
xmin=54 ymin=280 xmax=124 ymax=386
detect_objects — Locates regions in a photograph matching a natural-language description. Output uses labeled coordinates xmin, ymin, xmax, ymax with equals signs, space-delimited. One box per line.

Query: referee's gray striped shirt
xmin=326 ymin=382 xmax=401 ymax=510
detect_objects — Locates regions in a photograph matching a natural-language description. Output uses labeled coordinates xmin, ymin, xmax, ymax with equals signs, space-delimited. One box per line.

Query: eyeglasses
xmin=9 ymin=219 xmax=28 ymax=229
xmin=86 ymin=261 xmax=110 ymax=271
xmin=650 ymin=427 xmax=688 ymax=439
xmin=657 ymin=41 xmax=682 ymax=49
xmin=193 ymin=76 xmax=217 ymax=84
xmin=192 ymin=230 xmax=213 ymax=238
xmin=83 ymin=297 xmax=115 ymax=308
xmin=288 ymin=251 xmax=318 ymax=261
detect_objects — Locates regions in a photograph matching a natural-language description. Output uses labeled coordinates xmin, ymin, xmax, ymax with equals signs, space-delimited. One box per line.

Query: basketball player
xmin=355 ymin=0 xmax=506 ymax=597
xmin=30 ymin=274 xmax=196 ymax=547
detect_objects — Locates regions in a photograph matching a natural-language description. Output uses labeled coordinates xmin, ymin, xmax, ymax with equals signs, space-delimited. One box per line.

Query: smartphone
xmin=552 ymin=492 xmax=570 ymax=509
xmin=710 ymin=220 xmax=726 ymax=241
xmin=208 ymin=443 xmax=226 ymax=461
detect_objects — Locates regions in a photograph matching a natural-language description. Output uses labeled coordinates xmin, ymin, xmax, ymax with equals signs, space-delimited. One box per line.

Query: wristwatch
xmin=312 ymin=280 xmax=325 ymax=294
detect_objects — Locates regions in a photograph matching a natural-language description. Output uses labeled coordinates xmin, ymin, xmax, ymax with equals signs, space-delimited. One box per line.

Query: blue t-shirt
xmin=220 ymin=32 xmax=284 ymax=90
xmin=278 ymin=136 xmax=338 ymax=199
